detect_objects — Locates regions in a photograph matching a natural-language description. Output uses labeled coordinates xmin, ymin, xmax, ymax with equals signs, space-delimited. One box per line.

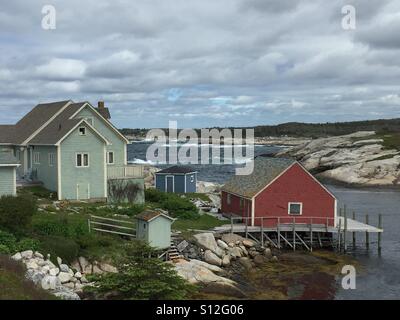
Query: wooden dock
xmin=213 ymin=211 xmax=383 ymax=253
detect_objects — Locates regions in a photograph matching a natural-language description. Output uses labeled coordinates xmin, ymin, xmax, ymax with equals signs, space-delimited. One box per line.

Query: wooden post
xmin=310 ymin=218 xmax=313 ymax=252
xmin=245 ymin=216 xmax=248 ymax=239
xmin=378 ymin=214 xmax=382 ymax=255
xmin=352 ymin=211 xmax=356 ymax=249
xmin=230 ymin=216 xmax=233 ymax=234
xmin=88 ymin=218 xmax=91 ymax=233
xmin=337 ymin=218 xmax=342 ymax=251
xmin=260 ymin=218 xmax=264 ymax=248
xmin=343 ymin=208 xmax=347 ymax=252
xmin=277 ymin=217 xmax=281 ymax=249
xmin=293 ymin=217 xmax=296 ymax=251
xmin=365 ymin=214 xmax=369 ymax=250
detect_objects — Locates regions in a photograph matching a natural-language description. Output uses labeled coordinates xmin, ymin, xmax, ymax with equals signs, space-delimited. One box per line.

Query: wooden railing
xmin=88 ymin=215 xmax=136 ymax=237
xmin=107 ymin=165 xmax=144 ymax=179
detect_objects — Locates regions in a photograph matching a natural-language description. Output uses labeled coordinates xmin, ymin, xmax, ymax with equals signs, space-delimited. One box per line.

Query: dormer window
xmin=78 ymin=127 xmax=86 ymax=135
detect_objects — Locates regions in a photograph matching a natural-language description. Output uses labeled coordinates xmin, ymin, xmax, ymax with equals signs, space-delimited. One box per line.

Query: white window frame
xmin=227 ymin=193 xmax=231 ymax=205
xmin=33 ymin=152 xmax=40 ymax=164
xmin=288 ymin=202 xmax=303 ymax=215
xmin=107 ymin=151 xmax=115 ymax=165
xmin=190 ymin=174 xmax=195 ymax=183
xmin=83 ymin=117 xmax=94 ymax=126
xmin=76 ymin=153 xmax=90 ymax=168
xmin=48 ymin=153 xmax=55 ymax=167
xmin=78 ymin=127 xmax=87 ymax=136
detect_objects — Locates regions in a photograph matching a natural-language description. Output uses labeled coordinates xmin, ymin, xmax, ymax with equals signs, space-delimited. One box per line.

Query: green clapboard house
xmin=0 ymin=100 xmax=144 ymax=203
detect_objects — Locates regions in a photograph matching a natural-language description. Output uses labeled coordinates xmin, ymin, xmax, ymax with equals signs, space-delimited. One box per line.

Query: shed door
xmin=166 ymin=176 xmax=174 ymax=193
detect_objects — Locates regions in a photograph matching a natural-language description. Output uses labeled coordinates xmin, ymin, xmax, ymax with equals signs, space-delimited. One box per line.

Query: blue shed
xmin=155 ymin=166 xmax=197 ymax=193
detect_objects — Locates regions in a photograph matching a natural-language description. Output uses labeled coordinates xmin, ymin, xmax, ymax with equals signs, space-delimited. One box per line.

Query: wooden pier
xmin=213 ymin=210 xmax=383 ymax=253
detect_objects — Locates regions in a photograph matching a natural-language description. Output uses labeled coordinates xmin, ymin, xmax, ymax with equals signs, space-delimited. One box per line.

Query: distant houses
xmin=0 ymin=151 xmax=20 ymax=197
xmin=155 ymin=166 xmax=197 ymax=193
xmin=221 ymin=157 xmax=337 ymax=227
xmin=0 ymin=100 xmax=144 ymax=203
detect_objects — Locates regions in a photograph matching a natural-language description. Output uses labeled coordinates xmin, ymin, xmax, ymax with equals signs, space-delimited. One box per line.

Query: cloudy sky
xmin=0 ymin=0 xmax=399 ymax=128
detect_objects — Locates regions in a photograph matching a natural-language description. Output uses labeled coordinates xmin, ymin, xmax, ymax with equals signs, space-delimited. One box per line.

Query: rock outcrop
xmin=277 ymin=131 xmax=400 ymax=186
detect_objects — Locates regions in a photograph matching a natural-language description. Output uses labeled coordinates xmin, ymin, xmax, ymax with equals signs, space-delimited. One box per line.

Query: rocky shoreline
xmin=276 ymin=131 xmax=400 ymax=187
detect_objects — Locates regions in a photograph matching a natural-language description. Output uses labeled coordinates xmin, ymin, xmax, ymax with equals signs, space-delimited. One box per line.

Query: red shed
xmin=221 ymin=157 xmax=337 ymax=228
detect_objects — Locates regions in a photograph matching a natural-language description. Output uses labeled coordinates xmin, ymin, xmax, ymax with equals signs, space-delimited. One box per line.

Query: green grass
xmin=0 ymin=255 xmax=55 ymax=300
xmin=379 ymin=132 xmax=400 ymax=151
xmin=172 ymin=214 xmax=226 ymax=231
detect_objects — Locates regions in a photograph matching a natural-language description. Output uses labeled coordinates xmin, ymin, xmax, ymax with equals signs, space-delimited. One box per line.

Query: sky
xmin=0 ymin=0 xmax=400 ymax=129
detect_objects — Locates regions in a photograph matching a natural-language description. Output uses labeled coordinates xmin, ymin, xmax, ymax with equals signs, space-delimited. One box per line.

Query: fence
xmin=88 ymin=215 xmax=136 ymax=238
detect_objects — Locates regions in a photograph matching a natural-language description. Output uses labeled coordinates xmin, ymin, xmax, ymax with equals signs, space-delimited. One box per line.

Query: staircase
xmin=166 ymin=241 xmax=184 ymax=261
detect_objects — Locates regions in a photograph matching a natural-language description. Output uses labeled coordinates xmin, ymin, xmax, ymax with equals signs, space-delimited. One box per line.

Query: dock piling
xmin=293 ymin=217 xmax=296 ymax=251
xmin=352 ymin=211 xmax=356 ymax=249
xmin=365 ymin=214 xmax=369 ymax=250
xmin=343 ymin=206 xmax=347 ymax=252
xmin=378 ymin=214 xmax=382 ymax=255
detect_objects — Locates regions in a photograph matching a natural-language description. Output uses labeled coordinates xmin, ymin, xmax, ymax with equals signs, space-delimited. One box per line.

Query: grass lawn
xmin=172 ymin=214 xmax=226 ymax=232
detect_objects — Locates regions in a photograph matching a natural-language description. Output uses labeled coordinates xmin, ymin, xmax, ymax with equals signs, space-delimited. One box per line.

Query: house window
xmin=48 ymin=153 xmax=55 ymax=166
xmin=190 ymin=175 xmax=194 ymax=183
xmin=107 ymin=151 xmax=114 ymax=164
xmin=33 ymin=152 xmax=40 ymax=164
xmin=288 ymin=202 xmax=302 ymax=215
xmin=78 ymin=127 xmax=86 ymax=135
xmin=227 ymin=193 xmax=231 ymax=205
xmin=76 ymin=153 xmax=89 ymax=167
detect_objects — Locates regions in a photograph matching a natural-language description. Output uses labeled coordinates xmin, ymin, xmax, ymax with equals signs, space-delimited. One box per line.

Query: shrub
xmin=86 ymin=242 xmax=195 ymax=299
xmin=0 ymin=230 xmax=17 ymax=252
xmin=145 ymin=189 xmax=199 ymax=219
xmin=117 ymin=204 xmax=145 ymax=217
xmin=0 ymin=195 xmax=37 ymax=234
xmin=0 ymin=230 xmax=40 ymax=254
xmin=16 ymin=238 xmax=41 ymax=252
xmin=39 ymin=236 xmax=79 ymax=263
xmin=32 ymin=213 xmax=88 ymax=238
xmin=0 ymin=244 xmax=10 ymax=254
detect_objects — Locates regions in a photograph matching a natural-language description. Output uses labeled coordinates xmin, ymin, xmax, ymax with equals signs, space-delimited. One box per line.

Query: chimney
xmin=96 ymin=100 xmax=111 ymax=120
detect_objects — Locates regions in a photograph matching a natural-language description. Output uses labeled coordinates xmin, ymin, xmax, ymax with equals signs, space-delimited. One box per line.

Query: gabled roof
xmin=29 ymin=102 xmax=86 ymax=145
xmin=136 ymin=210 xmax=175 ymax=222
xmin=0 ymin=150 xmax=20 ymax=166
xmin=0 ymin=125 xmax=15 ymax=144
xmin=222 ymin=157 xmax=296 ymax=198
xmin=14 ymin=100 xmax=72 ymax=144
xmin=157 ymin=165 xmax=196 ymax=174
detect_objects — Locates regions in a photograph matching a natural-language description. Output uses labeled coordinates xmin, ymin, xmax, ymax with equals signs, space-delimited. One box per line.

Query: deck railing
xmin=107 ymin=165 xmax=144 ymax=179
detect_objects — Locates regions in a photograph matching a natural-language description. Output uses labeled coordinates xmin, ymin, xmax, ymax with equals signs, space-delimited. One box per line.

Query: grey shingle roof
xmin=29 ymin=102 xmax=86 ymax=145
xmin=221 ymin=157 xmax=296 ymax=198
xmin=0 ymin=125 xmax=15 ymax=144
xmin=157 ymin=166 xmax=196 ymax=174
xmin=13 ymin=100 xmax=72 ymax=144
xmin=0 ymin=150 xmax=19 ymax=165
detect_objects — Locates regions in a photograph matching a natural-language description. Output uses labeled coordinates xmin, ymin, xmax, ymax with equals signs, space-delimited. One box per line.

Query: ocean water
xmin=128 ymin=142 xmax=400 ymax=300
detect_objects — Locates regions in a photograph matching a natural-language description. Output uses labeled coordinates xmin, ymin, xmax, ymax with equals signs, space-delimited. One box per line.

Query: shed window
xmin=190 ymin=175 xmax=194 ymax=183
xmin=76 ymin=153 xmax=89 ymax=167
xmin=288 ymin=202 xmax=302 ymax=215
xmin=48 ymin=153 xmax=55 ymax=166
xmin=78 ymin=127 xmax=86 ymax=135
xmin=227 ymin=193 xmax=231 ymax=205
xmin=33 ymin=152 xmax=40 ymax=164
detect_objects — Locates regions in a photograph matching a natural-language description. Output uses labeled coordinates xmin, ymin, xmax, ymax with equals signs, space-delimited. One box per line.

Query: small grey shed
xmin=136 ymin=210 xmax=175 ymax=249
xmin=0 ymin=150 xmax=20 ymax=197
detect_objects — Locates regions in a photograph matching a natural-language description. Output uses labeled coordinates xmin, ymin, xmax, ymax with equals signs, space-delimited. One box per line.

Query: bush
xmin=0 ymin=195 xmax=37 ymax=234
xmin=86 ymin=242 xmax=195 ymax=299
xmin=116 ymin=204 xmax=145 ymax=217
xmin=32 ymin=213 xmax=88 ymax=238
xmin=16 ymin=238 xmax=40 ymax=252
xmin=145 ymin=189 xmax=199 ymax=219
xmin=0 ymin=244 xmax=10 ymax=254
xmin=0 ymin=230 xmax=17 ymax=252
xmin=39 ymin=236 xmax=79 ymax=263
xmin=0 ymin=230 xmax=40 ymax=254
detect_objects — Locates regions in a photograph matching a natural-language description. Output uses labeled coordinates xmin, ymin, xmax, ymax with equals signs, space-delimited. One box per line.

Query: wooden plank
xmin=352 ymin=211 xmax=356 ymax=249
xmin=279 ymin=233 xmax=293 ymax=248
xmin=263 ymin=232 xmax=278 ymax=248
xmin=365 ymin=214 xmax=369 ymax=250
xmin=90 ymin=221 xmax=136 ymax=231
xmin=378 ymin=214 xmax=382 ymax=255
xmin=295 ymin=232 xmax=310 ymax=251
xmin=91 ymin=227 xmax=135 ymax=237
xmin=90 ymin=215 xmax=135 ymax=225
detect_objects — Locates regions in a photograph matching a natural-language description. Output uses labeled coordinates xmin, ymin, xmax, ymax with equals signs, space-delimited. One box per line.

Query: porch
xmin=107 ymin=165 xmax=144 ymax=179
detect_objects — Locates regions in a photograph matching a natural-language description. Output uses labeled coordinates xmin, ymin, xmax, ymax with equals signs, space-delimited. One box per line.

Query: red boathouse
xmin=221 ymin=157 xmax=337 ymax=228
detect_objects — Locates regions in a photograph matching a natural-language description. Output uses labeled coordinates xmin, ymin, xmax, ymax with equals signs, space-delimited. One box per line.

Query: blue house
xmin=155 ymin=166 xmax=197 ymax=193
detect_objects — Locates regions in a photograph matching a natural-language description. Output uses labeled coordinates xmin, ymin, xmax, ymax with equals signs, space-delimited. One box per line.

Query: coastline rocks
xmin=277 ymin=131 xmax=400 ymax=186
xmin=242 ymin=239 xmax=254 ymax=248
xmin=217 ymin=239 xmax=229 ymax=250
xmin=193 ymin=233 xmax=222 ymax=257
xmin=204 ymin=250 xmax=222 ymax=266
xmin=173 ymin=259 xmax=245 ymax=298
